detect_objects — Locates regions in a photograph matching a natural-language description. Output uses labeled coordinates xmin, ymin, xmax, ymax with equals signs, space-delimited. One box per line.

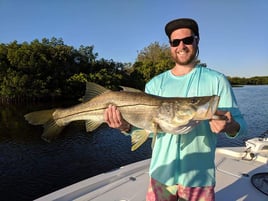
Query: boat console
xmin=244 ymin=137 xmax=268 ymax=196
xmin=245 ymin=137 xmax=268 ymax=155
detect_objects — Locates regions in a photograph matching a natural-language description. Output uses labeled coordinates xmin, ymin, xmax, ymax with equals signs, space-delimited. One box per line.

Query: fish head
xmin=156 ymin=100 xmax=200 ymax=131
xmin=172 ymin=104 xmax=196 ymax=124
xmin=192 ymin=95 xmax=220 ymax=120
xmin=152 ymin=95 xmax=220 ymax=134
xmin=171 ymin=95 xmax=220 ymax=122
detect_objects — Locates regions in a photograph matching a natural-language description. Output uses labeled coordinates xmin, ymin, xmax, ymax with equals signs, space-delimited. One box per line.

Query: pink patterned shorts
xmin=146 ymin=178 xmax=215 ymax=201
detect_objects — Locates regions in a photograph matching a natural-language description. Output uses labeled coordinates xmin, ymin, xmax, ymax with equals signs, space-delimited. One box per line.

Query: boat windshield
xmin=251 ymin=173 xmax=268 ymax=196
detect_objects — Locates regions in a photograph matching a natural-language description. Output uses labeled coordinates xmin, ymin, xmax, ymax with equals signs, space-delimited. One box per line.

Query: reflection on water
xmin=0 ymin=85 xmax=267 ymax=201
xmin=0 ymin=103 xmax=152 ymax=201
xmin=217 ymin=85 xmax=268 ymax=147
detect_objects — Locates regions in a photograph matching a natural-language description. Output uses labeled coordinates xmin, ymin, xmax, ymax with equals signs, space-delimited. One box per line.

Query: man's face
xmin=169 ymin=28 xmax=198 ymax=65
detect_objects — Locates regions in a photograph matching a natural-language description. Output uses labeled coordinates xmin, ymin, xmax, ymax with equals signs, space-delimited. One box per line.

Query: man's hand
xmin=209 ymin=110 xmax=240 ymax=137
xmin=104 ymin=105 xmax=131 ymax=132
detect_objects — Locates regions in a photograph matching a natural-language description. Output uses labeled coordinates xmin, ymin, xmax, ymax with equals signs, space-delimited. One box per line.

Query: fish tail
xmin=24 ymin=109 xmax=64 ymax=141
xmin=24 ymin=109 xmax=55 ymax=125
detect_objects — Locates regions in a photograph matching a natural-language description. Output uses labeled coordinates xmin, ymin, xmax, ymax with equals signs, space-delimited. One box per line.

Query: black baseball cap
xmin=165 ymin=18 xmax=199 ymax=38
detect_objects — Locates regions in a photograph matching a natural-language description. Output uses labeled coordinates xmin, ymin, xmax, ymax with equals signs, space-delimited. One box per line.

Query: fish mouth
xmin=194 ymin=95 xmax=220 ymax=120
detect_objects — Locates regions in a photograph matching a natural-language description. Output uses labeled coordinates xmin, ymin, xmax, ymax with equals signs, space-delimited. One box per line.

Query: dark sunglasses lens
xmin=183 ymin=36 xmax=194 ymax=45
xmin=170 ymin=39 xmax=180 ymax=47
xmin=170 ymin=36 xmax=195 ymax=47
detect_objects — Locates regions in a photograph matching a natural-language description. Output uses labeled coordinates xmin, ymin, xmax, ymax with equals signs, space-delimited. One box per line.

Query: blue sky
xmin=1 ymin=0 xmax=267 ymax=78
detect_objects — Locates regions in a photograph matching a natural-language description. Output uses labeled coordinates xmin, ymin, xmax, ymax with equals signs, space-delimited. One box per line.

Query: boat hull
xmin=35 ymin=147 xmax=268 ymax=201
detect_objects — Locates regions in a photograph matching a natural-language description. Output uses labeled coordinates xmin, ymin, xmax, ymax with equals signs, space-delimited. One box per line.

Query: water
xmin=217 ymin=85 xmax=268 ymax=147
xmin=0 ymin=85 xmax=267 ymax=201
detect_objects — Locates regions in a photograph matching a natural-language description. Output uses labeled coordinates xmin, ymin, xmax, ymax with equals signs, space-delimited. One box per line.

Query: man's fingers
xmin=104 ymin=105 xmax=122 ymax=128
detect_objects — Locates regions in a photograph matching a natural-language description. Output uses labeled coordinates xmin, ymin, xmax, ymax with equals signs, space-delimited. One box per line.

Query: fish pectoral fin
xmin=131 ymin=130 xmax=150 ymax=151
xmin=151 ymin=122 xmax=159 ymax=150
xmin=85 ymin=120 xmax=102 ymax=132
xmin=42 ymin=119 xmax=65 ymax=142
xmin=151 ymin=134 xmax=156 ymax=150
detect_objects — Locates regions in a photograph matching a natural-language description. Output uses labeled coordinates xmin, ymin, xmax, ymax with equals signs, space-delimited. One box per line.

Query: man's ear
xmin=196 ymin=37 xmax=200 ymax=45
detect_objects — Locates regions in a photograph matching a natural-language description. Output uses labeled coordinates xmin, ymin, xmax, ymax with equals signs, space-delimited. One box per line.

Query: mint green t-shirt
xmin=145 ymin=65 xmax=247 ymax=187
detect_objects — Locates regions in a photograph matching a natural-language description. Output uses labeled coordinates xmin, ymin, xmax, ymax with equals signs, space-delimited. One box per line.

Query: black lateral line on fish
xmin=54 ymin=103 xmax=160 ymax=121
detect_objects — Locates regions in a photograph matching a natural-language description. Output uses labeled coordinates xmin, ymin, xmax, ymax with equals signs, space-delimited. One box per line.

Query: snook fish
xmin=25 ymin=82 xmax=220 ymax=151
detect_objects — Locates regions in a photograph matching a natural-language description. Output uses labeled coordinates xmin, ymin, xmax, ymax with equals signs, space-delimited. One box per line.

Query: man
xmin=104 ymin=18 xmax=247 ymax=201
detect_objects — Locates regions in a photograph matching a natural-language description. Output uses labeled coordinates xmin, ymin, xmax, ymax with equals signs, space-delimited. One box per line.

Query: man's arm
xmin=209 ymin=110 xmax=240 ymax=137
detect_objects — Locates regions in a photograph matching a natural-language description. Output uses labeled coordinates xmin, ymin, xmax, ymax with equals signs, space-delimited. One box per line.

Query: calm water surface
xmin=0 ymin=85 xmax=267 ymax=201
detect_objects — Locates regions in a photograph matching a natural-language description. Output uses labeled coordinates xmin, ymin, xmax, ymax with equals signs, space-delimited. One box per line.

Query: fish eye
xmin=190 ymin=98 xmax=198 ymax=104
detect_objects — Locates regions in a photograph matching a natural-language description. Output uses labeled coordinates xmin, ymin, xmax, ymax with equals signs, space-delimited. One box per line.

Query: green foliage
xmin=0 ymin=38 xmax=267 ymax=104
xmin=0 ymin=38 xmax=124 ymax=103
xmin=0 ymin=68 xmax=28 ymax=98
xmin=131 ymin=42 xmax=174 ymax=83
xmin=227 ymin=76 xmax=268 ymax=86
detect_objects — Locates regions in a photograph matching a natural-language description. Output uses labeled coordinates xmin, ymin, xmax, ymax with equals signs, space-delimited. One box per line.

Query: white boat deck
xmin=36 ymin=159 xmax=150 ymax=201
xmin=215 ymin=147 xmax=268 ymax=201
xmin=35 ymin=146 xmax=268 ymax=201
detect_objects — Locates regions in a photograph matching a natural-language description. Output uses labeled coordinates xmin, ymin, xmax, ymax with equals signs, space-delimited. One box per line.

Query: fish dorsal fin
xmin=120 ymin=86 xmax=143 ymax=93
xmin=82 ymin=82 xmax=110 ymax=102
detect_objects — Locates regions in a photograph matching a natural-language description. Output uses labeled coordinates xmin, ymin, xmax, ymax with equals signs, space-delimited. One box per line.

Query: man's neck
xmin=171 ymin=62 xmax=197 ymax=76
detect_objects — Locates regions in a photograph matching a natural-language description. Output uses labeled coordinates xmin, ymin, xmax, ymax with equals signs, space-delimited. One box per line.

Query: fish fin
xmin=151 ymin=134 xmax=156 ymax=150
xmin=24 ymin=109 xmax=55 ymax=125
xmin=121 ymin=131 xmax=131 ymax=136
xmin=82 ymin=82 xmax=110 ymax=102
xmin=151 ymin=122 xmax=158 ymax=149
xmin=120 ymin=86 xmax=143 ymax=93
xmin=131 ymin=130 xmax=150 ymax=151
xmin=42 ymin=119 xmax=65 ymax=142
xmin=85 ymin=120 xmax=102 ymax=132
xmin=25 ymin=109 xmax=65 ymax=141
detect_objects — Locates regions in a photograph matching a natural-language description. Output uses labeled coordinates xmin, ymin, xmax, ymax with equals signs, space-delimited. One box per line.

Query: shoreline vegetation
xmin=1 ymin=38 xmax=267 ymax=104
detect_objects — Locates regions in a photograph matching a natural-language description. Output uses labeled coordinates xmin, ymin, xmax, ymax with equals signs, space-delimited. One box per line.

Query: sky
xmin=0 ymin=0 xmax=268 ymax=78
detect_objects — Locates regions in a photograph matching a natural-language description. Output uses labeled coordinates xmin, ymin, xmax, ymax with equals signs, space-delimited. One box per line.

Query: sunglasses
xmin=169 ymin=36 xmax=197 ymax=47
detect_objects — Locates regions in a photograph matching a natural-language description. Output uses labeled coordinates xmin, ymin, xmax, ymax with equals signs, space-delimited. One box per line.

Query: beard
xmin=171 ymin=47 xmax=198 ymax=65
